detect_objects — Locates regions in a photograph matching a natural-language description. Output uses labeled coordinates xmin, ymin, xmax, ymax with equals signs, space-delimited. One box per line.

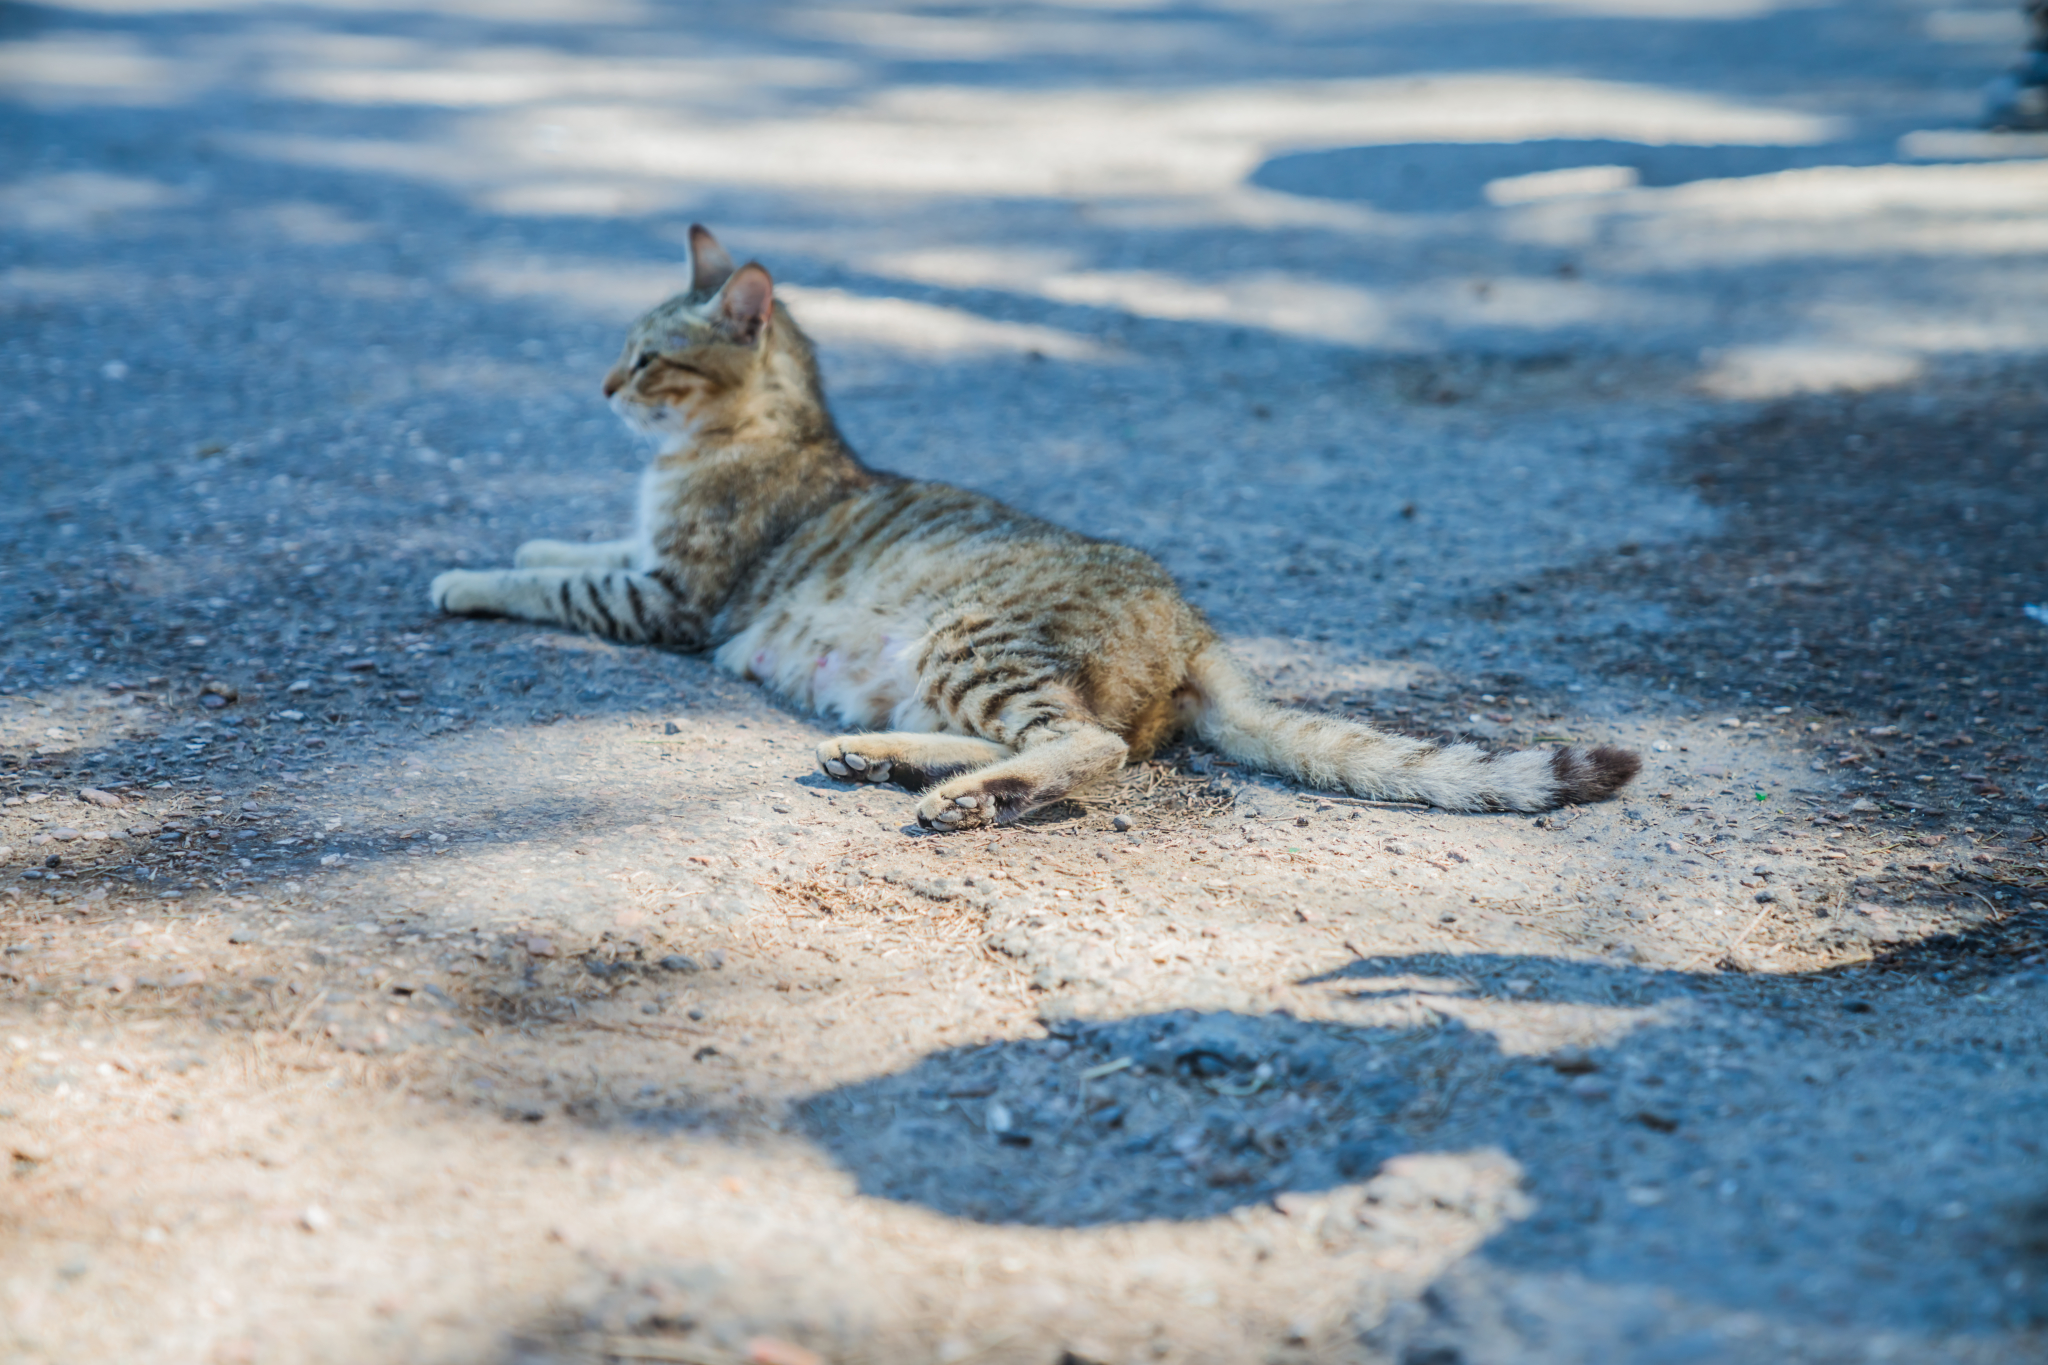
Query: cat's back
xmin=730 ymin=475 xmax=1177 ymax=623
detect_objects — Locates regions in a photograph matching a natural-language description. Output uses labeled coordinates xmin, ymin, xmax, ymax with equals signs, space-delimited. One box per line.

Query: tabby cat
xmin=430 ymin=227 xmax=1638 ymax=830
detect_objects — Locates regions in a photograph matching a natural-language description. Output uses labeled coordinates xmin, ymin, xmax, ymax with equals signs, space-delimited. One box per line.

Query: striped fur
xmin=430 ymin=227 xmax=1639 ymax=829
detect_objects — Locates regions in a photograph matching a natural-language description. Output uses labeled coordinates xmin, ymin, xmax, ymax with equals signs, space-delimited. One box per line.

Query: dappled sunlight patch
xmin=254 ymin=43 xmax=853 ymax=109
xmin=0 ymin=172 xmax=190 ymax=233
xmin=454 ymin=252 xmax=1112 ymax=358
xmin=0 ymin=267 xmax=155 ymax=309
xmin=1653 ymin=158 xmax=2048 ymax=219
xmin=42 ymin=0 xmax=651 ymax=21
xmin=0 ymin=32 xmax=204 ymax=108
xmin=871 ymin=252 xmax=1403 ymax=347
xmin=1697 ymin=344 xmax=1922 ymax=400
xmin=228 ymin=72 xmax=1839 ymax=206
xmin=230 ymin=200 xmax=377 ymax=246
xmin=781 ymin=286 xmax=1110 ymax=360
xmin=456 ymin=254 xmax=683 ymax=322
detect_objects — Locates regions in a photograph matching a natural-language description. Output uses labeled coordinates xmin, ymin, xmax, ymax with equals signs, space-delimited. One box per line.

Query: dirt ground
xmin=5 ymin=2 xmax=2048 ymax=1363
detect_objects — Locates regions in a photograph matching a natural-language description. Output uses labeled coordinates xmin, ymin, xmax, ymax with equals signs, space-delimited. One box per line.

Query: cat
xmin=430 ymin=226 xmax=1639 ymax=830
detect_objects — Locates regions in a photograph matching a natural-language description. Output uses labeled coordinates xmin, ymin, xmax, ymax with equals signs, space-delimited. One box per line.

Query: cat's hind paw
xmin=915 ymin=791 xmax=996 ymax=832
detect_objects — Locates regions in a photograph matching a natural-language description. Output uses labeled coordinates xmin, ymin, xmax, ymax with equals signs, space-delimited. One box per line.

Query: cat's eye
xmin=632 ymin=350 xmax=657 ymax=371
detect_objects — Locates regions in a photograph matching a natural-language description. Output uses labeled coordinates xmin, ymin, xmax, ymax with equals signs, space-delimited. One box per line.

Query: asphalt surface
xmin=3 ymin=3 xmax=2047 ymax=1364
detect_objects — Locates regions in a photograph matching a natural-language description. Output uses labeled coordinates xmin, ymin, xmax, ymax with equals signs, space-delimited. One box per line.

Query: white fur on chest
xmin=634 ymin=464 xmax=690 ymax=567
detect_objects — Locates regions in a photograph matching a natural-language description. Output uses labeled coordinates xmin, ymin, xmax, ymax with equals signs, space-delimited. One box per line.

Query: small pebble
xmin=661 ymin=955 xmax=702 ymax=973
xmin=1334 ymin=1140 xmax=1381 ymax=1179
xmin=1111 ymin=814 xmax=1134 ymax=832
xmin=50 ymin=828 xmax=82 ymax=842
xmin=1568 ymin=1074 xmax=1613 ymax=1101
xmin=299 ymin=1204 xmax=332 ymax=1233
xmin=525 ymin=936 xmax=557 ymax=957
xmin=200 ymin=693 xmax=228 ymax=709
xmin=78 ymin=788 xmax=123 ymax=808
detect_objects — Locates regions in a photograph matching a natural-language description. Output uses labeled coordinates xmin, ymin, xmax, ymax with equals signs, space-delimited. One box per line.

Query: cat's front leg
xmin=429 ymin=567 xmax=703 ymax=647
xmin=513 ymin=537 xmax=638 ymax=569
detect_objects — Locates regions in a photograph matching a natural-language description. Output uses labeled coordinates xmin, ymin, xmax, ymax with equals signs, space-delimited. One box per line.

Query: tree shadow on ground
xmin=791 ymin=948 xmax=2048 ymax=1335
xmin=1531 ymin=370 xmax=2048 ymax=828
xmin=1252 ymin=139 xmax=1900 ymax=213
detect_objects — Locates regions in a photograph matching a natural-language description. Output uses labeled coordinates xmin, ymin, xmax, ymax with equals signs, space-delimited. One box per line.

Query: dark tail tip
xmin=1548 ymin=744 xmax=1642 ymax=805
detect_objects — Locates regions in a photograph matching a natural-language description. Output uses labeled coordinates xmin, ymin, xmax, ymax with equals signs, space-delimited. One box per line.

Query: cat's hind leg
xmin=514 ymin=538 xmax=637 ymax=569
xmin=818 ymin=733 xmax=1007 ymax=792
xmin=914 ymin=723 xmax=1126 ymax=831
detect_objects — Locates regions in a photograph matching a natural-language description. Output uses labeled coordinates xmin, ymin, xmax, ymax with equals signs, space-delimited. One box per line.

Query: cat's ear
xmin=714 ymin=263 xmax=774 ymax=347
xmin=688 ymin=224 xmax=736 ymax=296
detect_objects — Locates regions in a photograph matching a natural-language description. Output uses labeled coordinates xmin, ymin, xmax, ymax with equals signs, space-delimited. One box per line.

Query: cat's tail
xmin=1182 ymin=644 xmax=1639 ymax=812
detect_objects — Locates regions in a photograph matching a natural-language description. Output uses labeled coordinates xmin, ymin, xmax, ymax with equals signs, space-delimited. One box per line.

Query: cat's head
xmin=602 ymin=225 xmax=780 ymax=450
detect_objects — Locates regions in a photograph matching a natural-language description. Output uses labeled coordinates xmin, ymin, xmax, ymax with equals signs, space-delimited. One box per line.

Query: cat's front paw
xmin=914 ymin=791 xmax=996 ymax=832
xmin=430 ymin=569 xmax=497 ymax=616
xmin=817 ymin=738 xmax=893 ymax=786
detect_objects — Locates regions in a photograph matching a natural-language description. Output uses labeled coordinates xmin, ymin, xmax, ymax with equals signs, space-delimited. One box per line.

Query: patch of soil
xmin=1524 ymin=373 xmax=2048 ymax=975
xmin=1572 ymin=374 xmax=2047 ymax=819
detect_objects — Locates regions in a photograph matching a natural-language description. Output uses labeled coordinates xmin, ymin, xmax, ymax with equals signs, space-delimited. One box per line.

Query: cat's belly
xmin=712 ymin=606 xmax=937 ymax=732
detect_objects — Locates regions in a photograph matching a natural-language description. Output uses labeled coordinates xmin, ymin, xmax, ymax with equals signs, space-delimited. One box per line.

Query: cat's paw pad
xmin=430 ymin=570 xmax=495 ymax=615
xmin=915 ymin=792 xmax=992 ymax=832
xmin=817 ymin=740 xmax=893 ymax=785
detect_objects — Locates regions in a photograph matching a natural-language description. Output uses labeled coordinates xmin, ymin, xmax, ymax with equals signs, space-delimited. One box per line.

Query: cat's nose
xmin=601 ymin=367 xmax=627 ymax=397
